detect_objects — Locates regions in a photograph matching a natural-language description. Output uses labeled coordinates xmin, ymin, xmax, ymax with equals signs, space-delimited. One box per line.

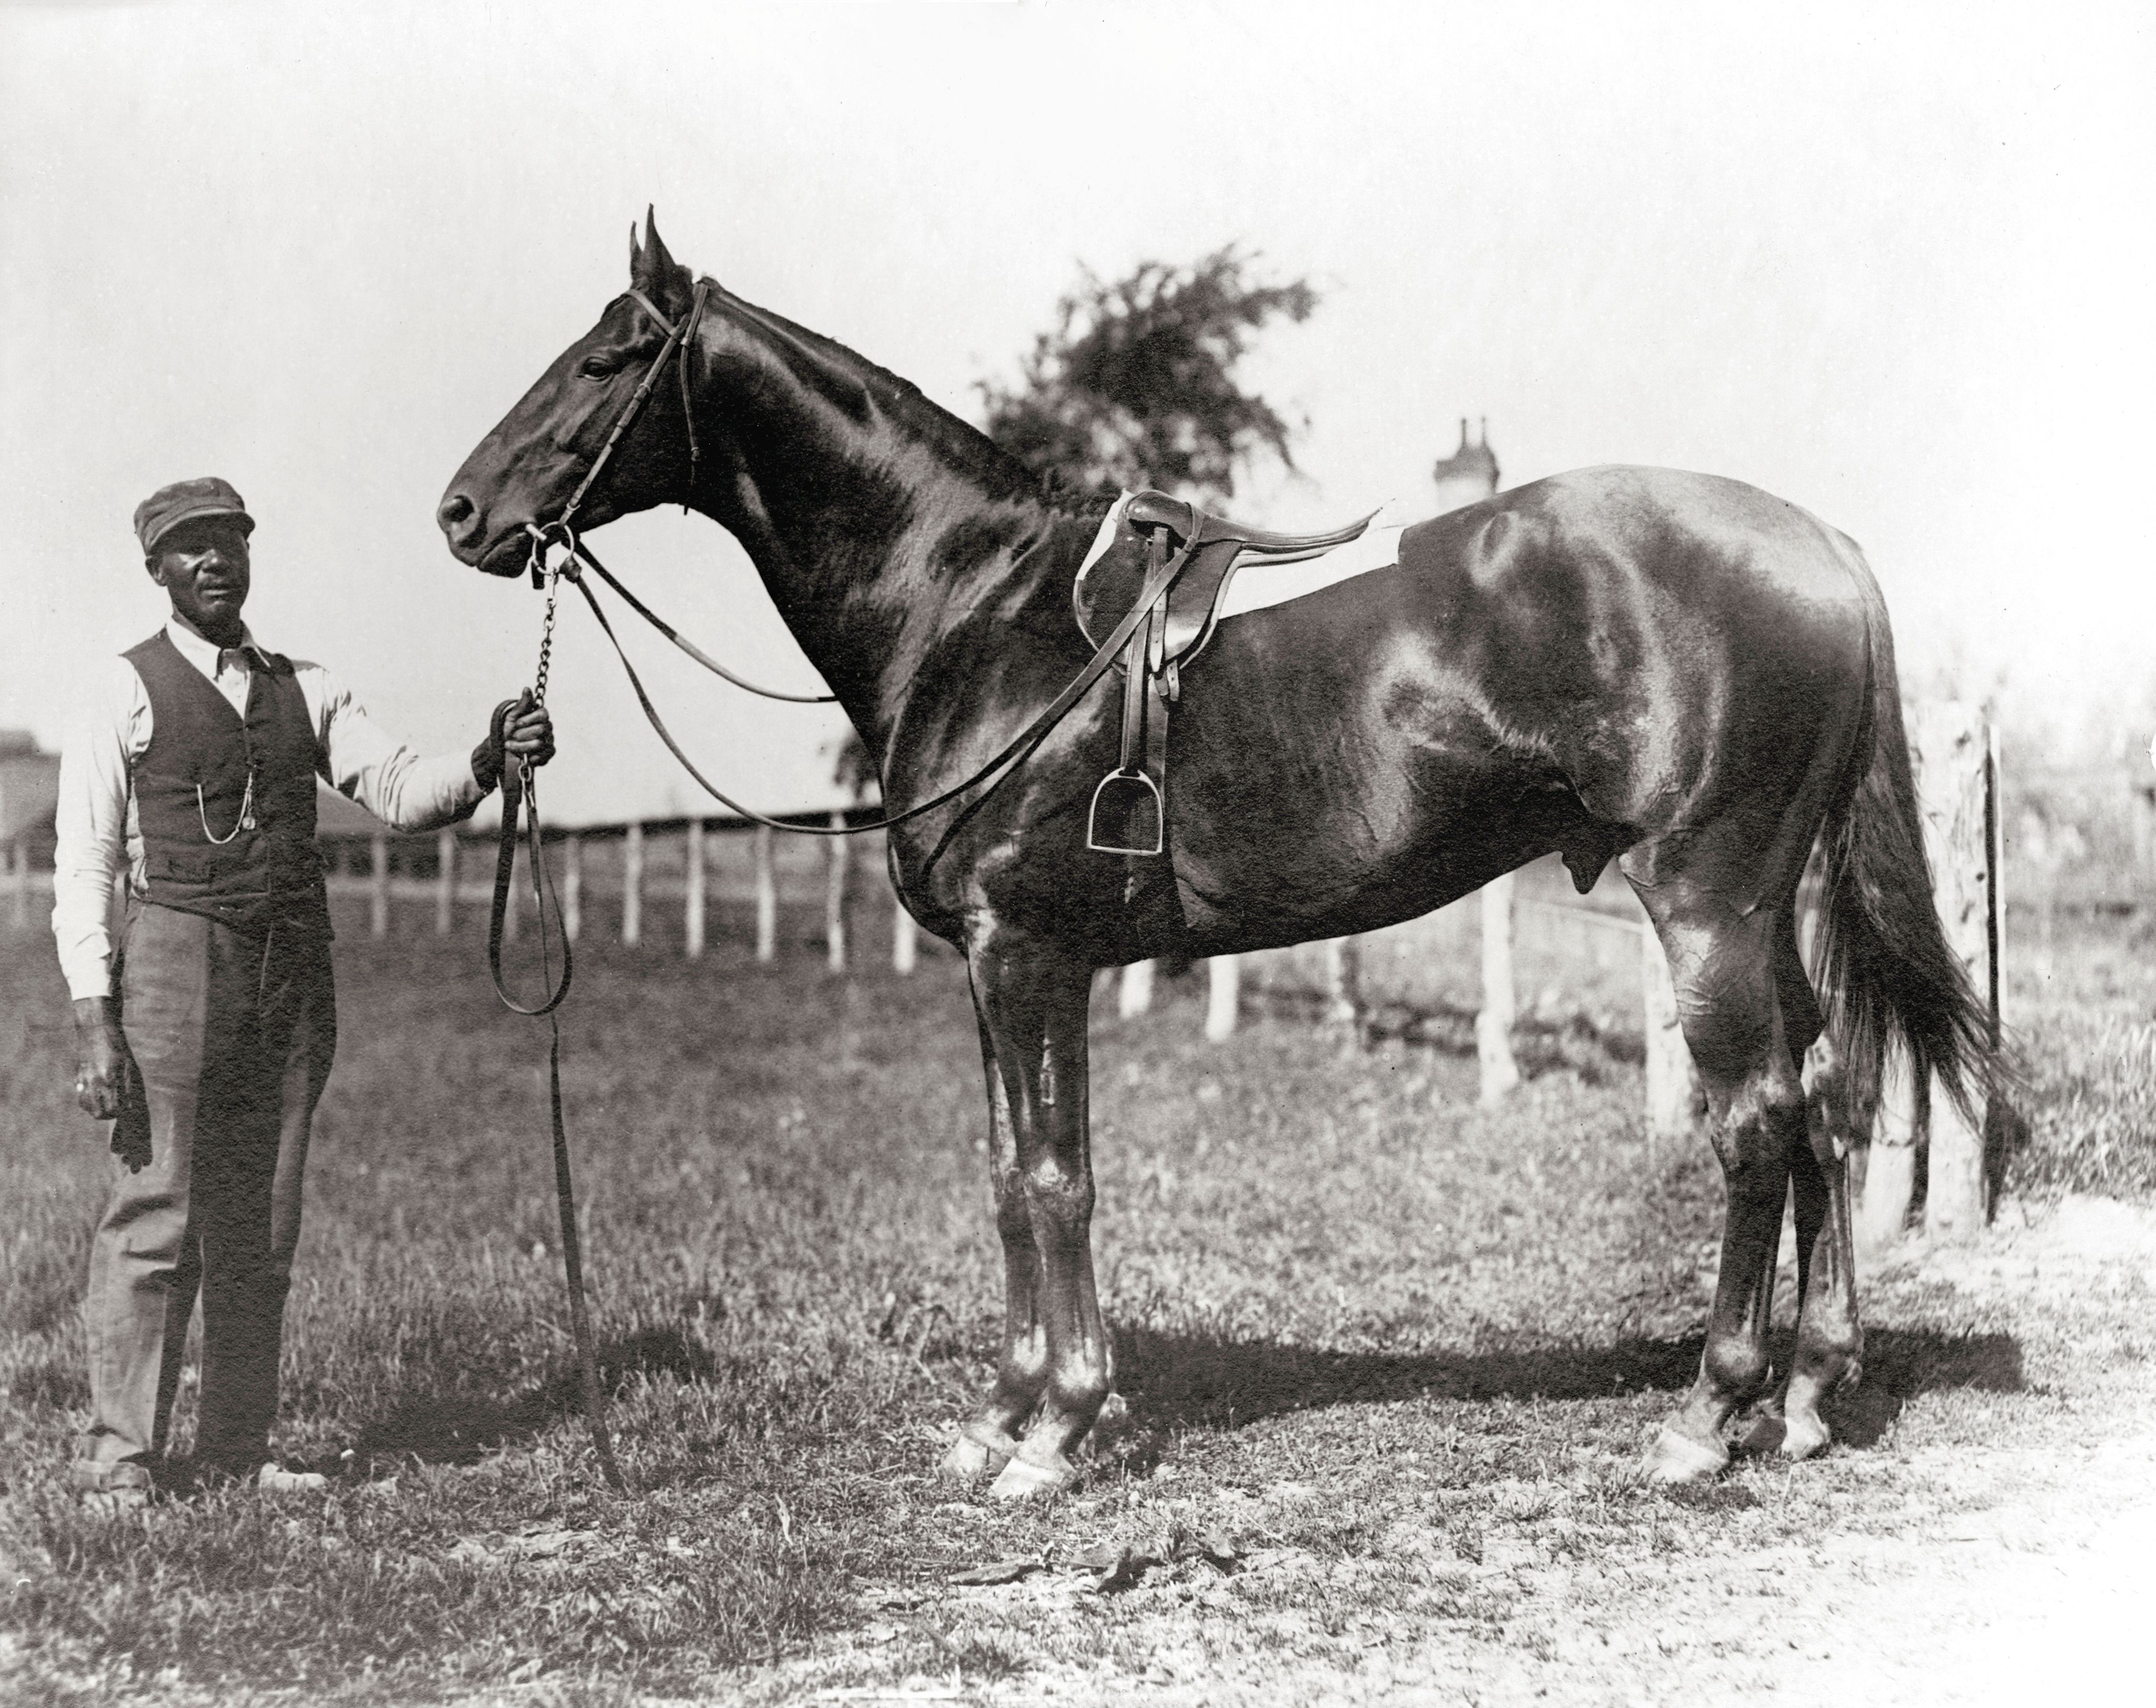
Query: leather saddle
xmin=1074 ymin=490 xmax=1376 ymax=858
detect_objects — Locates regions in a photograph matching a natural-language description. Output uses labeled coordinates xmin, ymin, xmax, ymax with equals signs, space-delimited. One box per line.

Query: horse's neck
xmin=690 ymin=298 xmax=1062 ymax=750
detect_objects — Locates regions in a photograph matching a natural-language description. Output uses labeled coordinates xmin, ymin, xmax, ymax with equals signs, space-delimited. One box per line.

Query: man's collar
xmin=166 ymin=615 xmax=266 ymax=673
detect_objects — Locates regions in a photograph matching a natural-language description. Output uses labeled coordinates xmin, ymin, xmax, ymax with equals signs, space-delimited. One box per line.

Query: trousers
xmin=75 ymin=903 xmax=335 ymax=1478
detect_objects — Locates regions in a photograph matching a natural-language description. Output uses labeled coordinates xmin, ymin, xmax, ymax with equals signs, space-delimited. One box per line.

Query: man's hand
xmin=73 ymin=995 xmax=124 ymax=1121
xmin=473 ymin=690 xmax=557 ymax=790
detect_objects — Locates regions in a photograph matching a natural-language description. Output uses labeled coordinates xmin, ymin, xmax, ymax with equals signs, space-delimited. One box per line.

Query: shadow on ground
xmin=352 ymin=1326 xmax=719 ymax=1467
xmin=1111 ymin=1323 xmax=2024 ymax=1438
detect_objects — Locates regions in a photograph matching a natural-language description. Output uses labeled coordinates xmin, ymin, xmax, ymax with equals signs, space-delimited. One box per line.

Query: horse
xmin=438 ymin=213 xmax=1993 ymax=1498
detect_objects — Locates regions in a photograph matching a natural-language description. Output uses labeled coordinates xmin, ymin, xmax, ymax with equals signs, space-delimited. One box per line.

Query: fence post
xmin=826 ymin=811 xmax=850 ymax=972
xmin=1205 ymin=954 xmax=1241 ymax=1042
xmin=11 ymin=838 xmax=27 ymax=930
xmin=754 ymin=825 xmax=776 ymax=963
xmin=562 ymin=831 xmax=582 ymax=943
xmin=892 ymin=889 xmax=917 ymax=974
xmin=1858 ymin=1054 xmax=1920 ymax=1252
xmin=1914 ymin=701 xmax=1995 ymax=1241
xmin=369 ymin=831 xmax=389 ymax=939
xmin=1321 ymin=937 xmax=1365 ymax=1055
xmin=622 ymin=821 xmax=643 ymax=947
xmin=685 ymin=818 xmax=706 ymax=958
xmin=1477 ymin=874 xmax=1520 ymax=1104
xmin=434 ymin=829 xmax=455 ymax=935
xmin=1987 ymin=723 xmax=2004 ymax=1033
xmin=1641 ymin=919 xmax=1700 ymax=1153
xmin=1118 ymin=960 xmax=1154 ymax=1018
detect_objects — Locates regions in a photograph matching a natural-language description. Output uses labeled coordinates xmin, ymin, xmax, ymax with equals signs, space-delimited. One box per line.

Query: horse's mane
xmin=707 ymin=280 xmax=1115 ymax=528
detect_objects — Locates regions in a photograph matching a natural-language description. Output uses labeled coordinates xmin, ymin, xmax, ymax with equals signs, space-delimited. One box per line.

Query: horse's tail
xmin=1811 ymin=552 xmax=1995 ymax=1128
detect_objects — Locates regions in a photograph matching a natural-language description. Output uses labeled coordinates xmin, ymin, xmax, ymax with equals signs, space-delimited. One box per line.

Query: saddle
xmin=1073 ymin=490 xmax=1376 ymax=857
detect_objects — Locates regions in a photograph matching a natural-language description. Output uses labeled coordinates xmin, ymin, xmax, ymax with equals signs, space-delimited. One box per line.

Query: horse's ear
xmin=631 ymin=206 xmax=691 ymax=317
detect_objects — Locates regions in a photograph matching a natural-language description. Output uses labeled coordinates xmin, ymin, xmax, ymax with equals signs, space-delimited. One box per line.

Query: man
xmin=55 ymin=476 xmax=552 ymax=1510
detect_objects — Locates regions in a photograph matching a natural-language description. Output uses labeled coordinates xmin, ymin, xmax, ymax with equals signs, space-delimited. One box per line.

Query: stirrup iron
xmin=1088 ymin=768 xmax=1164 ymax=857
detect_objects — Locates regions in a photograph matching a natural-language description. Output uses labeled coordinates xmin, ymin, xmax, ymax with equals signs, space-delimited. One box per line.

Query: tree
xmin=978 ymin=246 xmax=1319 ymax=502
xmin=837 ymin=247 xmax=1320 ymax=799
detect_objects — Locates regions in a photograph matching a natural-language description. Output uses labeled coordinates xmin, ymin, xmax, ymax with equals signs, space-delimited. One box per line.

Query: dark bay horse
xmin=439 ymin=216 xmax=1992 ymax=1497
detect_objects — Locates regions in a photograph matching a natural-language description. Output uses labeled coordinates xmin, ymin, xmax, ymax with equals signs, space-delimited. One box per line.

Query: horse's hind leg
xmin=1630 ymin=860 xmax=1811 ymax=1483
xmin=939 ymin=1005 xmax=1048 ymax=1482
xmin=1777 ymin=931 xmax=1862 ymax=1459
xmin=1733 ymin=926 xmax=1862 ymax=1462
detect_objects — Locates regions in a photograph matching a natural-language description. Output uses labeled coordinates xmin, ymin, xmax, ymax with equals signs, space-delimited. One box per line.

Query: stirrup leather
xmin=1087 ymin=526 xmax=1172 ymax=857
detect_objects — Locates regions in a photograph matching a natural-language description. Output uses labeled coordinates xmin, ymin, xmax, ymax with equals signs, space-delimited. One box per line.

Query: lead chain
xmin=533 ymin=566 xmax=562 ymax=710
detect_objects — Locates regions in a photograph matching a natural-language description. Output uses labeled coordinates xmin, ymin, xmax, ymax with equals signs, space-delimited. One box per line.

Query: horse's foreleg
xmin=967 ymin=940 xmax=1110 ymax=1501
xmin=939 ymin=1006 xmax=1046 ymax=1481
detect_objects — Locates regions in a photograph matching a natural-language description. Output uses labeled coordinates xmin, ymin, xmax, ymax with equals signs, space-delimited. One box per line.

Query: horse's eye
xmin=579 ymin=355 xmax=619 ymax=380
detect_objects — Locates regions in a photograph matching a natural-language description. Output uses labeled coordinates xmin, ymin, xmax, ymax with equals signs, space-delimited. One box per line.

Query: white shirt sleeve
xmin=300 ymin=660 xmax=486 ymax=834
xmin=51 ymin=660 xmax=149 ymax=1002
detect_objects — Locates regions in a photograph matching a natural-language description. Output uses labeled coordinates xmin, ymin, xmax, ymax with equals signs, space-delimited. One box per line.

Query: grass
xmin=2001 ymin=905 xmax=2156 ymax=1199
xmin=0 ymin=898 xmax=2150 ymax=1703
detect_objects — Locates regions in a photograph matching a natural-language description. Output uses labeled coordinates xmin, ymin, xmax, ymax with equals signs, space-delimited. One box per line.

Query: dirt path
xmin=745 ymin=1196 xmax=2156 ymax=1708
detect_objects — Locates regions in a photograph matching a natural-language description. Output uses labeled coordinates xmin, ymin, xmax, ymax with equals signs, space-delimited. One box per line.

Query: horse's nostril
xmin=438 ymin=493 xmax=477 ymax=537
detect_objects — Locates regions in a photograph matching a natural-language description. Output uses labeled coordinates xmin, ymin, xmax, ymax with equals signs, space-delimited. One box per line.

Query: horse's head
xmin=439 ymin=210 xmax=703 ymax=576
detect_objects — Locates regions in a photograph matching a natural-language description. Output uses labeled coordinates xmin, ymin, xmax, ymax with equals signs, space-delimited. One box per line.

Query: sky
xmin=4 ymin=0 xmax=2152 ymax=824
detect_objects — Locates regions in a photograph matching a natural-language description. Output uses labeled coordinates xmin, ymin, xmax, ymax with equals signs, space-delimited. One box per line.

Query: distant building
xmin=1432 ymin=418 xmax=1499 ymax=513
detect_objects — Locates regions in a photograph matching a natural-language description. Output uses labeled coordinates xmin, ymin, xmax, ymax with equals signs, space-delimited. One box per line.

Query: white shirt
xmin=52 ymin=617 xmax=486 ymax=999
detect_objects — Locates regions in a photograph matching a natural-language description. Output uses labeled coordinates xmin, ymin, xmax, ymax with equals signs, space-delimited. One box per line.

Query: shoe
xmin=253 ymin=1463 xmax=330 ymax=1494
xmin=70 ymin=1461 xmax=153 ymax=1514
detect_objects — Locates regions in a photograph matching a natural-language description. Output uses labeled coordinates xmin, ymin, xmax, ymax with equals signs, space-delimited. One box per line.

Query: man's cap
xmin=134 ymin=477 xmax=255 ymax=555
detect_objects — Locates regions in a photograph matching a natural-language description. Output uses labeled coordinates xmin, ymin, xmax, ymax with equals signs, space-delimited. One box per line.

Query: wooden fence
xmin=308 ymin=811 xmax=920 ymax=973
xmin=0 ymin=701 xmax=2007 ymax=1237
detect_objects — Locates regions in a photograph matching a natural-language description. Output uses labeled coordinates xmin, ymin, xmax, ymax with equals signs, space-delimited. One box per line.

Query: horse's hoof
xmin=939 ymin=1422 xmax=1018 ymax=1483
xmin=1776 ymin=1411 xmax=1831 ymax=1462
xmin=1644 ymin=1423 xmax=1730 ymax=1485
xmin=987 ymin=1445 xmax=1076 ymax=1502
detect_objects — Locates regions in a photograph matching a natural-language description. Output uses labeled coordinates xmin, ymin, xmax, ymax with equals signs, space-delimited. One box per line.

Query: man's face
xmin=148 ymin=518 xmax=251 ymax=637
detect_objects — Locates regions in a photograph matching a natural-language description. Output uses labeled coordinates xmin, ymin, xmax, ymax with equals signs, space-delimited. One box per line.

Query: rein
xmin=487 ymin=565 xmax=624 ymax=1494
xmin=551 ymin=527 xmax=1193 ymax=849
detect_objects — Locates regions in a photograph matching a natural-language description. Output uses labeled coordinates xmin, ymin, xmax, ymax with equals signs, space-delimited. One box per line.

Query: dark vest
xmin=123 ymin=629 xmax=332 ymax=937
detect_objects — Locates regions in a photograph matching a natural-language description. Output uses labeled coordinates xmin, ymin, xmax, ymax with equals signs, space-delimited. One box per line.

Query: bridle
xmin=521 ymin=280 xmax=713 ymax=588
